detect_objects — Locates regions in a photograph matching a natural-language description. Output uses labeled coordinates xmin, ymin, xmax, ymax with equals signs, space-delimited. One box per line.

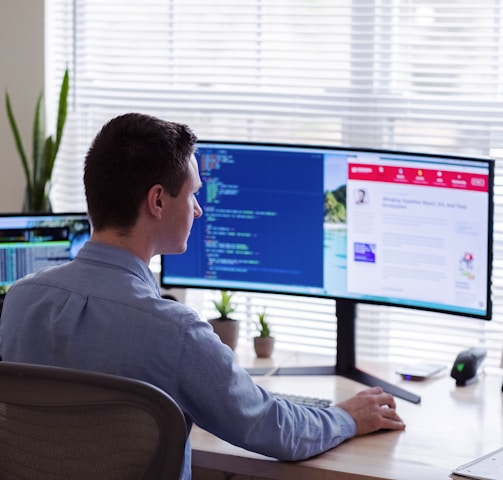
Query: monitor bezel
xmin=0 ymin=211 xmax=88 ymax=219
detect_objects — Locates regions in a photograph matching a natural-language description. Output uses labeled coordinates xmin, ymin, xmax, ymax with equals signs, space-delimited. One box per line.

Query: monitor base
xmin=246 ymin=364 xmax=421 ymax=404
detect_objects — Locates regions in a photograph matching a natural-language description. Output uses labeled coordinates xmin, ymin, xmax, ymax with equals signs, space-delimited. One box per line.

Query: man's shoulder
xmin=11 ymin=262 xmax=73 ymax=289
xmin=149 ymin=296 xmax=200 ymax=323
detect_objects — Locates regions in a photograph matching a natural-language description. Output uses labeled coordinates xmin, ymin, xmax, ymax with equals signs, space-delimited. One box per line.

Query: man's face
xmin=161 ymin=154 xmax=203 ymax=254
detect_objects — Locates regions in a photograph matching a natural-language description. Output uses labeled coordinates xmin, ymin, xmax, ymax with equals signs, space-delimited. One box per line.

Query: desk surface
xmin=191 ymin=353 xmax=503 ymax=480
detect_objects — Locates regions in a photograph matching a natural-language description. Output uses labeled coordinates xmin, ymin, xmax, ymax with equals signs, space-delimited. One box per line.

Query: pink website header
xmin=348 ymin=163 xmax=488 ymax=192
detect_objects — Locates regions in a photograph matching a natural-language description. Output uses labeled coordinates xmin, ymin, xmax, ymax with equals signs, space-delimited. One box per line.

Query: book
xmin=451 ymin=447 xmax=503 ymax=480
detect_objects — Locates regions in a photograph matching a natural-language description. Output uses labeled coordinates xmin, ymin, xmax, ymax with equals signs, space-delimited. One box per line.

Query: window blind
xmin=46 ymin=0 xmax=503 ymax=368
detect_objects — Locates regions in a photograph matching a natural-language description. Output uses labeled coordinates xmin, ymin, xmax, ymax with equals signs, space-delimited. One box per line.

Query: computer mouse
xmin=450 ymin=347 xmax=486 ymax=386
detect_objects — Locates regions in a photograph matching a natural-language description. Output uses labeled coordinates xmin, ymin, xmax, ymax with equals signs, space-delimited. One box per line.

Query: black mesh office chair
xmin=0 ymin=361 xmax=187 ymax=480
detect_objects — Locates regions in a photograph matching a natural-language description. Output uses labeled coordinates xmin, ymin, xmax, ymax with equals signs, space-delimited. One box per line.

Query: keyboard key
xmin=270 ymin=391 xmax=333 ymax=408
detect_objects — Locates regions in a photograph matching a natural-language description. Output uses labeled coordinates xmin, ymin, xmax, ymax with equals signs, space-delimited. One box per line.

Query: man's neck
xmin=91 ymin=230 xmax=151 ymax=265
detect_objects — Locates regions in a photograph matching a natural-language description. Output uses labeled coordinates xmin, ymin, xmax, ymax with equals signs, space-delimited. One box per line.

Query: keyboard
xmin=270 ymin=392 xmax=333 ymax=408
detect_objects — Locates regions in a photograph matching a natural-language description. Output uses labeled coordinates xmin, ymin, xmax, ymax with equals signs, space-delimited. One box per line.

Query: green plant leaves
xmin=5 ymin=91 xmax=30 ymax=186
xmin=212 ymin=290 xmax=236 ymax=318
xmin=4 ymin=68 xmax=69 ymax=212
xmin=55 ymin=69 xmax=69 ymax=152
xmin=32 ymin=92 xmax=45 ymax=192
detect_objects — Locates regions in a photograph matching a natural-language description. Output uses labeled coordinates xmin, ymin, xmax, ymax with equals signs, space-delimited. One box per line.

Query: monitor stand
xmin=246 ymin=299 xmax=421 ymax=404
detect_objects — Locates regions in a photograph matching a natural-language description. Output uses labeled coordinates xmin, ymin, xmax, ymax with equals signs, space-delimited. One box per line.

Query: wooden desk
xmin=191 ymin=360 xmax=503 ymax=480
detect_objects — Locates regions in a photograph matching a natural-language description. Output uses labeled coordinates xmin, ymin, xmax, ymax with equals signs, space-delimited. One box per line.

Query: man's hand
xmin=336 ymin=386 xmax=406 ymax=435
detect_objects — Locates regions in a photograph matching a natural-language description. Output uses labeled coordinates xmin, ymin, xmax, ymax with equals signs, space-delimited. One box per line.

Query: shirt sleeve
xmin=175 ymin=318 xmax=356 ymax=462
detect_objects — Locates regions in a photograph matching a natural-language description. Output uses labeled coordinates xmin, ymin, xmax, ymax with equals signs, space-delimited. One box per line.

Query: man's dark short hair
xmin=84 ymin=113 xmax=198 ymax=230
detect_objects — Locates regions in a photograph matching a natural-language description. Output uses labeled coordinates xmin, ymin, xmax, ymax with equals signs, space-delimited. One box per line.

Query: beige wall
xmin=0 ymin=0 xmax=45 ymax=212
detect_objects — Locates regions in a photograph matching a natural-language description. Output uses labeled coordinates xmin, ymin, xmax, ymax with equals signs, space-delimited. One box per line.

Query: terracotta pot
xmin=253 ymin=336 xmax=275 ymax=358
xmin=208 ymin=317 xmax=240 ymax=351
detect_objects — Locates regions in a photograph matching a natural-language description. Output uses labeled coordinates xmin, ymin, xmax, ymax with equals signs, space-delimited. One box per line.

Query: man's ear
xmin=147 ymin=184 xmax=165 ymax=218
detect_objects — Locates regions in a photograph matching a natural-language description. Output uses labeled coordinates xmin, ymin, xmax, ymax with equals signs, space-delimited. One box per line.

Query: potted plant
xmin=5 ymin=69 xmax=69 ymax=212
xmin=208 ymin=290 xmax=240 ymax=350
xmin=253 ymin=308 xmax=275 ymax=358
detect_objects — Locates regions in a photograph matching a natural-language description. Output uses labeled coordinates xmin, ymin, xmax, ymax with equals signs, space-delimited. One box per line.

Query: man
xmin=0 ymin=113 xmax=405 ymax=479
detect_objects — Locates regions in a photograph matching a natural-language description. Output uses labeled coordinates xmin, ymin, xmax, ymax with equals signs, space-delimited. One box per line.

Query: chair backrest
xmin=0 ymin=362 xmax=187 ymax=480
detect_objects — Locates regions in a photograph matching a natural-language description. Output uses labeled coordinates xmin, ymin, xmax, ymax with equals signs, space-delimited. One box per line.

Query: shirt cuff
xmin=332 ymin=406 xmax=357 ymax=439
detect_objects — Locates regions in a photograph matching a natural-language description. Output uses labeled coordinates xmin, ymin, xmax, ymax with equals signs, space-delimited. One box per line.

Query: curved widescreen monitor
xmin=161 ymin=141 xmax=494 ymax=320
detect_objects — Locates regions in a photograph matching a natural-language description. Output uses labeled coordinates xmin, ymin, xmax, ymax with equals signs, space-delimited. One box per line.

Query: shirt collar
xmin=76 ymin=240 xmax=160 ymax=294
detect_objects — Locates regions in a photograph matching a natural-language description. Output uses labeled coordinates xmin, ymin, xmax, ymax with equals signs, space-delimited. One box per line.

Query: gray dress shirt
xmin=0 ymin=241 xmax=356 ymax=479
